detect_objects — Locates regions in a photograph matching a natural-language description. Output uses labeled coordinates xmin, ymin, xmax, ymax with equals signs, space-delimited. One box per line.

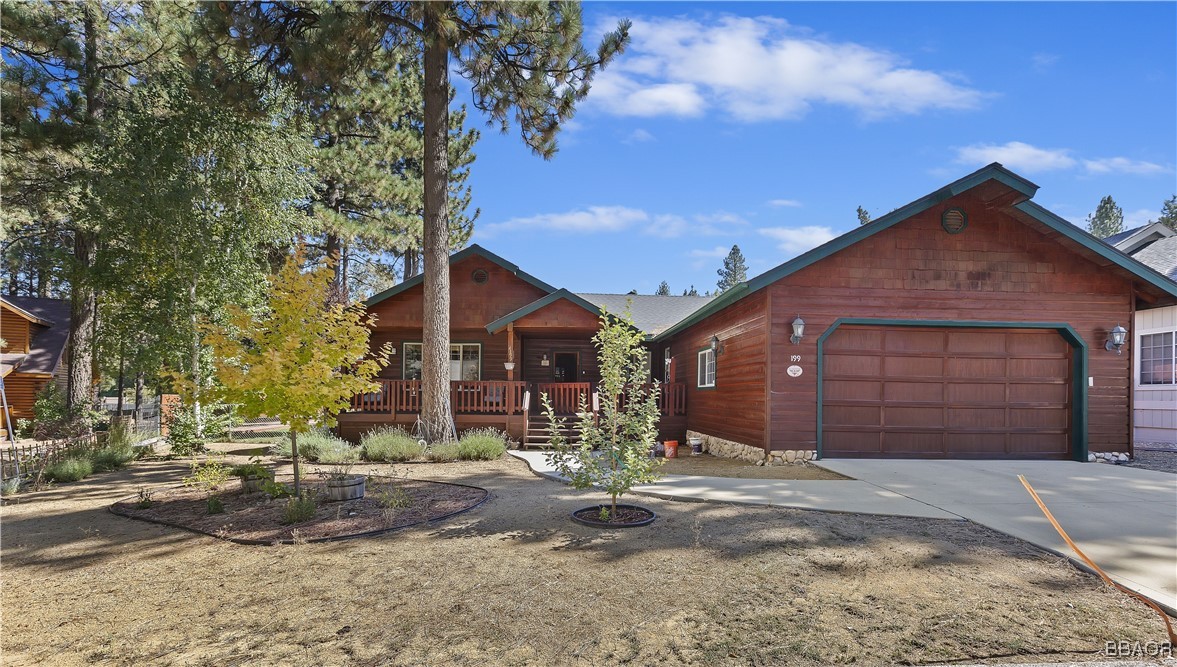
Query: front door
xmin=553 ymin=352 xmax=578 ymax=382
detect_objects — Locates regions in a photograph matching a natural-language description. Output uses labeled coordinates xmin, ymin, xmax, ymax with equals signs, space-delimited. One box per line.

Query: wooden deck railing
xmin=534 ymin=382 xmax=592 ymax=414
xmin=349 ymin=380 xmax=686 ymax=418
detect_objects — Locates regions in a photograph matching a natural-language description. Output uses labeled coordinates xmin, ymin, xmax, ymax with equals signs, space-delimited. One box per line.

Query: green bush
xmin=361 ymin=427 xmax=423 ymax=462
xmin=29 ymin=384 xmax=89 ymax=440
xmin=426 ymin=442 xmax=460 ymax=463
xmin=457 ymin=428 xmax=508 ymax=461
xmin=207 ymin=496 xmax=225 ymax=514
xmin=261 ymin=479 xmax=292 ymax=499
xmin=282 ymin=495 xmax=316 ymax=524
xmin=183 ymin=458 xmax=233 ymax=492
xmin=44 ymin=457 xmax=93 ymax=483
xmin=271 ymin=429 xmax=357 ymax=463
xmin=1 ymin=477 xmax=22 ymax=496
xmin=166 ymin=405 xmax=206 ymax=456
xmin=89 ymin=445 xmax=137 ymax=473
xmin=230 ymin=462 xmax=273 ymax=480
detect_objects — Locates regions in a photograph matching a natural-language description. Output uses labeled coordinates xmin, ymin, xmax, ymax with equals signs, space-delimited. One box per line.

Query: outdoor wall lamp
xmin=540 ymin=353 xmax=549 ymax=367
xmin=709 ymin=335 xmax=726 ymax=355
xmin=1105 ymin=324 xmax=1127 ymax=355
xmin=790 ymin=316 xmax=806 ymax=345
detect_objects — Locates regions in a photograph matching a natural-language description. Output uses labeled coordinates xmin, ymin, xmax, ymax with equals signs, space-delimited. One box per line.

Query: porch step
xmin=520 ymin=415 xmax=583 ymax=449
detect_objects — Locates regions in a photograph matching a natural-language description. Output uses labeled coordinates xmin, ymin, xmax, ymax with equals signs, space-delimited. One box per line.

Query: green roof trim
xmin=652 ymin=162 xmax=1176 ymax=342
xmin=364 ymin=244 xmax=558 ymax=307
xmin=485 ymin=289 xmax=604 ymax=333
xmin=1014 ymin=200 xmax=1177 ymax=299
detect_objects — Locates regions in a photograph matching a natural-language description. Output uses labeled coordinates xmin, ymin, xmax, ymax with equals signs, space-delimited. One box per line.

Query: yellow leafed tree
xmin=204 ymin=250 xmax=389 ymax=495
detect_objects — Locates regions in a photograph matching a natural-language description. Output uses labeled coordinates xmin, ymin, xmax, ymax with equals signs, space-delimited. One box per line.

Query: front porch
xmin=337 ymin=380 xmax=687 ymax=444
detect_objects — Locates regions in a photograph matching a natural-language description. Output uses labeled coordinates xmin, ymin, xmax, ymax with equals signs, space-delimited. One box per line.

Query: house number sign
xmin=786 ymin=365 xmax=803 ymax=377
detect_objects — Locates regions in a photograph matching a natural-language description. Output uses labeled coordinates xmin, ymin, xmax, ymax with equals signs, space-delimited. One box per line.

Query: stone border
xmin=687 ymin=430 xmax=817 ymax=467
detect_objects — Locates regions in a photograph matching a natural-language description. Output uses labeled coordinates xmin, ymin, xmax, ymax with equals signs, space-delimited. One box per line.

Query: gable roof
xmin=365 ymin=244 xmax=557 ymax=307
xmin=1 ymin=297 xmax=53 ymax=326
xmin=653 ymin=162 xmax=1177 ymax=342
xmin=577 ymin=293 xmax=714 ymax=335
xmin=1 ymin=296 xmax=71 ymax=375
xmin=1105 ymin=221 xmax=1175 ymax=255
xmin=485 ymin=289 xmax=604 ymax=333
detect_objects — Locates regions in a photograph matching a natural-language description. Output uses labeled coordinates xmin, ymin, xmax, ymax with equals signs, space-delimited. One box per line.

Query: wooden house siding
xmin=764 ymin=192 xmax=1134 ymax=454
xmin=1 ymin=307 xmax=32 ymax=354
xmin=664 ymin=291 xmax=768 ymax=448
xmin=1 ymin=373 xmax=49 ymax=430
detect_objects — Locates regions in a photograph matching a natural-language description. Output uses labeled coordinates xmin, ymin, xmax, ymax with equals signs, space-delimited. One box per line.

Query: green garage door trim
xmin=815 ymin=318 xmax=1088 ymax=462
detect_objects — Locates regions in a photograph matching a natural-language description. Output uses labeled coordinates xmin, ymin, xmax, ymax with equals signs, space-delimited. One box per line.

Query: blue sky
xmin=459 ymin=2 xmax=1177 ymax=295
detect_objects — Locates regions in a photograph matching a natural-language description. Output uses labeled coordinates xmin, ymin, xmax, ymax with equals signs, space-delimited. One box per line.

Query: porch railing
xmin=348 ymin=380 xmax=687 ymax=418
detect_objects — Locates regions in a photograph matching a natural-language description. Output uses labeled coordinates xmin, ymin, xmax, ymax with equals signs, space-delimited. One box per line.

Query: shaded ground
xmin=1124 ymin=449 xmax=1177 ymax=474
xmin=658 ymin=453 xmax=848 ymax=480
xmin=1 ymin=456 xmax=1171 ymax=666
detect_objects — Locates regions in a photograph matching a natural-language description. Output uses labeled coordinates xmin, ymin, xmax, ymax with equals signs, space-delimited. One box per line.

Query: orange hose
xmin=1018 ymin=475 xmax=1175 ymax=643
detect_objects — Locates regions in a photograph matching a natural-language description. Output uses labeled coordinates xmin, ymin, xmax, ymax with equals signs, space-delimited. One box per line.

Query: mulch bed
xmin=571 ymin=503 xmax=656 ymax=527
xmin=110 ymin=474 xmax=488 ymax=544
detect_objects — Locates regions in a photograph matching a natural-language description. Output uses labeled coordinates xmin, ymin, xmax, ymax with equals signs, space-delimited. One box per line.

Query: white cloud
xmin=1032 ymin=52 xmax=1059 ymax=72
xmin=955 ymin=141 xmax=1076 ymax=172
xmin=758 ymin=225 xmax=837 ymax=255
xmin=1083 ymin=157 xmax=1168 ymax=175
xmin=767 ymin=198 xmax=803 ymax=208
xmin=478 ymin=206 xmax=649 ymax=237
xmin=623 ymin=128 xmax=656 ymax=144
xmin=688 ymin=245 xmax=731 ymax=269
xmin=589 ymin=15 xmax=986 ymax=122
xmin=1123 ymin=208 xmax=1160 ymax=229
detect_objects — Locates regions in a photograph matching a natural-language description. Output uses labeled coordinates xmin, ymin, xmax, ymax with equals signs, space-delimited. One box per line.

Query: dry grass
xmin=0 ymin=456 xmax=1169 ymax=666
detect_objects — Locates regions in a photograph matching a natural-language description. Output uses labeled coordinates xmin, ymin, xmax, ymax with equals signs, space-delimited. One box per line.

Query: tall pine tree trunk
xmin=133 ymin=372 xmax=144 ymax=430
xmin=419 ymin=6 xmax=454 ymax=442
xmin=67 ymin=4 xmax=103 ymax=415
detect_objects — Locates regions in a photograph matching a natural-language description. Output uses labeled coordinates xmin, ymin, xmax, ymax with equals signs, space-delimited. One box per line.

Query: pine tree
xmin=209 ymin=3 xmax=630 ymax=441
xmin=1086 ymin=196 xmax=1124 ymax=239
xmin=683 ymin=285 xmax=699 ymax=297
xmin=716 ymin=245 xmax=748 ymax=292
xmin=857 ymin=206 xmax=871 ymax=225
xmin=655 ymin=281 xmax=670 ymax=296
xmin=1155 ymin=195 xmax=1177 ymax=232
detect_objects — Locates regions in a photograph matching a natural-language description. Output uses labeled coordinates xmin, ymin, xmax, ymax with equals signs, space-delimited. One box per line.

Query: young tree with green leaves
xmin=208 ymin=2 xmax=630 ymax=442
xmin=716 ymin=245 xmax=748 ymax=292
xmin=655 ymin=281 xmax=671 ymax=296
xmin=204 ymin=251 xmax=390 ymax=497
xmin=544 ymin=308 xmax=662 ymax=520
xmin=1086 ymin=195 xmax=1124 ymax=239
xmin=857 ymin=206 xmax=871 ymax=225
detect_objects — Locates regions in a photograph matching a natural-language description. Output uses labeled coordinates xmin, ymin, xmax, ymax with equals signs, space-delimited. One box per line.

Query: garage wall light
xmin=1105 ymin=324 xmax=1127 ymax=355
xmin=709 ymin=335 xmax=726 ymax=355
xmin=790 ymin=316 xmax=806 ymax=345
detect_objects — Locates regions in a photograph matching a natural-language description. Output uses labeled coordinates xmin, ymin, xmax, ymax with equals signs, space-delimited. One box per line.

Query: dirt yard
xmin=1 ymin=455 xmax=1170 ymax=666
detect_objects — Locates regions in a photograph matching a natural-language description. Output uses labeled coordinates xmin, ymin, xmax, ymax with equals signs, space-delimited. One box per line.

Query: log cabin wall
xmin=765 ymin=192 xmax=1135 ymax=454
xmin=664 ymin=291 xmax=769 ymax=449
xmin=1 ymin=306 xmax=32 ymax=354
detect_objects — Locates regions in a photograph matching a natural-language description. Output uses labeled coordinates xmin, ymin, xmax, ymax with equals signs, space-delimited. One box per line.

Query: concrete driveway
xmin=815 ymin=459 xmax=1177 ymax=614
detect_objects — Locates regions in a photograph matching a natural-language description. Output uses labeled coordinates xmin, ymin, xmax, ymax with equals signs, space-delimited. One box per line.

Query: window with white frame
xmin=403 ymin=343 xmax=481 ymax=381
xmin=697 ymin=348 xmax=715 ymax=388
xmin=1140 ymin=332 xmax=1176 ymax=385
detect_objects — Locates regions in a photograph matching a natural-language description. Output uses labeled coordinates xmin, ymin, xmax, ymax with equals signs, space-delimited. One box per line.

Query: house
xmin=651 ymin=163 xmax=1177 ymax=461
xmin=1108 ymin=222 xmax=1177 ymax=445
xmin=344 ymin=163 xmax=1177 ymax=461
xmin=335 ymin=246 xmax=709 ymax=443
xmin=1 ymin=296 xmax=71 ymax=435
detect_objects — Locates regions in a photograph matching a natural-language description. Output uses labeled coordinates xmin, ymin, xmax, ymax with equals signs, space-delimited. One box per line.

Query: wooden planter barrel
xmin=325 ymin=475 xmax=366 ymax=502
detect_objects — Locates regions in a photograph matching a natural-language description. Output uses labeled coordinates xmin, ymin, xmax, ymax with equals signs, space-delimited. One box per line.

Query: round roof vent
xmin=471 ymin=268 xmax=489 ymax=284
xmin=941 ymin=208 xmax=968 ymax=234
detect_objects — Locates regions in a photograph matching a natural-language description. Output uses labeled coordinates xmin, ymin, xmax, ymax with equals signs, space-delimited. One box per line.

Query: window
xmin=403 ymin=343 xmax=481 ymax=381
xmin=697 ymin=349 xmax=715 ymax=388
xmin=1140 ymin=332 xmax=1176 ymax=385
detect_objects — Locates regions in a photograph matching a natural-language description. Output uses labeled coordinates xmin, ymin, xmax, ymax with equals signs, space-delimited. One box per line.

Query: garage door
xmin=822 ymin=326 xmax=1072 ymax=458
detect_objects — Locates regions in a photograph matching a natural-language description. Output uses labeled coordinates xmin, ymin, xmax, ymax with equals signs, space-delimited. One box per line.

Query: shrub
xmin=29 ymin=384 xmax=90 ymax=441
xmin=135 ymin=487 xmax=154 ymax=508
xmin=457 ymin=428 xmax=508 ymax=461
xmin=44 ymin=457 xmax=93 ymax=483
xmin=1 ymin=477 xmax=22 ymax=496
xmin=361 ymin=427 xmax=423 ymax=462
xmin=261 ymin=479 xmax=293 ymax=499
xmin=271 ymin=429 xmax=356 ymax=463
xmin=89 ymin=445 xmax=137 ymax=473
xmin=426 ymin=442 xmax=460 ymax=463
xmin=282 ymin=495 xmax=316 ymax=524
xmin=207 ymin=496 xmax=225 ymax=514
xmin=230 ymin=462 xmax=273 ymax=480
xmin=166 ymin=405 xmax=206 ymax=456
xmin=183 ymin=458 xmax=232 ymax=492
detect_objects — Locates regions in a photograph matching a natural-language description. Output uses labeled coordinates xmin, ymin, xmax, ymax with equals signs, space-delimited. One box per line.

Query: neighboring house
xmin=336 ymin=245 xmax=710 ymax=442
xmin=345 ymin=163 xmax=1177 ymax=461
xmin=649 ymin=163 xmax=1177 ymax=461
xmin=1109 ymin=223 xmax=1177 ymax=445
xmin=1 ymin=296 xmax=71 ymax=435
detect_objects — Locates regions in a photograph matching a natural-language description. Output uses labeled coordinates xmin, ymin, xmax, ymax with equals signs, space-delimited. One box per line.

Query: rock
xmin=803 ymin=450 xmax=814 ymax=461
xmin=1118 ymin=453 xmax=1129 ymax=462
xmin=755 ymin=460 xmax=764 ymax=466
xmin=784 ymin=450 xmax=796 ymax=463
xmin=1088 ymin=453 xmax=1096 ymax=462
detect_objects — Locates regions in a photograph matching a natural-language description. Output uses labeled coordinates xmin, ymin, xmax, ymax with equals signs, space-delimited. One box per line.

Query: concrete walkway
xmin=509 ymin=450 xmax=959 ymax=519
xmin=815 ymin=459 xmax=1177 ymax=615
xmin=510 ymin=451 xmax=1177 ymax=614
